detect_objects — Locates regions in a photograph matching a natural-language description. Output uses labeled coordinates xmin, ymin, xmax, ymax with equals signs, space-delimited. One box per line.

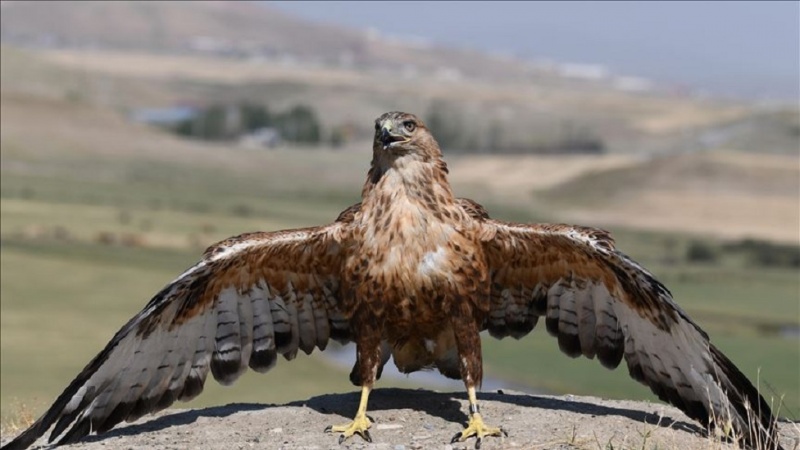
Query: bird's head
xmin=372 ymin=111 xmax=441 ymax=161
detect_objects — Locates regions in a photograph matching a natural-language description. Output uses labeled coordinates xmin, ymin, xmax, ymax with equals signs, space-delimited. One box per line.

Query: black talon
xmin=338 ymin=434 xmax=346 ymax=445
xmin=324 ymin=425 xmax=332 ymax=433
xmin=502 ymin=428 xmax=509 ymax=437
xmin=366 ymin=414 xmax=376 ymax=422
xmin=475 ymin=437 xmax=482 ymax=450
xmin=363 ymin=430 xmax=373 ymax=443
xmin=451 ymin=432 xmax=462 ymax=443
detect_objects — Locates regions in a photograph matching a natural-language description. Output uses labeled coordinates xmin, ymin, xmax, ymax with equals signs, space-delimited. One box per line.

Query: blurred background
xmin=1 ymin=0 xmax=798 ymax=432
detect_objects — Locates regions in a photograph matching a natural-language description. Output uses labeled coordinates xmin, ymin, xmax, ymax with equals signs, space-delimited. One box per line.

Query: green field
xmin=2 ymin=169 xmax=798 ymax=427
xmin=0 ymin=53 xmax=798 ymax=431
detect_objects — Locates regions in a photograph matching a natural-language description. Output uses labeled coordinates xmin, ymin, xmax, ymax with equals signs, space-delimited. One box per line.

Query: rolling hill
xmin=0 ymin=0 xmax=558 ymax=83
xmin=3 ymin=0 xmax=772 ymax=151
xmin=544 ymin=151 xmax=800 ymax=243
xmin=1 ymin=12 xmax=798 ymax=436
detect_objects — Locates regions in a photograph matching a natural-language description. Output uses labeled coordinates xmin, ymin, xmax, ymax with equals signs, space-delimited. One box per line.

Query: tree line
xmin=173 ymin=103 xmax=322 ymax=144
xmin=166 ymin=100 xmax=605 ymax=155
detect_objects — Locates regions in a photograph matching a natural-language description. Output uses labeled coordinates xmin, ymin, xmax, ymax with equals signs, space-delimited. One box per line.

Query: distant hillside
xmin=1 ymin=43 xmax=756 ymax=157
xmin=0 ymin=0 xmax=555 ymax=83
xmin=7 ymin=0 xmax=779 ymax=155
xmin=1 ymin=1 xmax=362 ymax=57
xmin=543 ymin=151 xmax=800 ymax=243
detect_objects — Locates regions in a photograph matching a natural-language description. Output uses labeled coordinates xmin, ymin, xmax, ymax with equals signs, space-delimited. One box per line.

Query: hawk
xmin=3 ymin=112 xmax=782 ymax=450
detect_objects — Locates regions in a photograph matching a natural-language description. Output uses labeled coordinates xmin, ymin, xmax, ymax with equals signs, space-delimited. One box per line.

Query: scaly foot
xmin=324 ymin=413 xmax=372 ymax=444
xmin=451 ymin=413 xmax=507 ymax=449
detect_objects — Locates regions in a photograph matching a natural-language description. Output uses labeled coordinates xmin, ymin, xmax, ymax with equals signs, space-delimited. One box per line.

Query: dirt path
xmin=5 ymin=389 xmax=797 ymax=450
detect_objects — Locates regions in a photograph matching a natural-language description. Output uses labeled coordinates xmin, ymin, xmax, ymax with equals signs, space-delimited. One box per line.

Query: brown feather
xmin=478 ymin=219 xmax=780 ymax=448
xmin=2 ymin=111 xmax=781 ymax=450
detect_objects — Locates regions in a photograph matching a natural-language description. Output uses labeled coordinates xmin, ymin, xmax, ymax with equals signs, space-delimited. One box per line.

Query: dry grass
xmin=448 ymin=153 xmax=640 ymax=200
xmin=633 ymin=104 xmax=748 ymax=134
xmin=40 ymin=49 xmax=371 ymax=87
xmin=556 ymin=413 xmax=798 ymax=450
xmin=563 ymin=189 xmax=799 ymax=244
xmin=688 ymin=371 xmax=800 ymax=450
xmin=0 ymin=399 xmax=37 ymax=438
xmin=447 ymin=149 xmax=800 ymax=244
xmin=552 ymin=151 xmax=800 ymax=244
xmin=530 ymin=413 xmax=740 ymax=450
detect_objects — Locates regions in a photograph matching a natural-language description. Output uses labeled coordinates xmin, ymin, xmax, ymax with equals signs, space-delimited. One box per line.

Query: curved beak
xmin=378 ymin=121 xmax=407 ymax=148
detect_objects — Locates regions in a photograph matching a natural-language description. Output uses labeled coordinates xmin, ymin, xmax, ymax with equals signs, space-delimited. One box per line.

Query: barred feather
xmin=3 ymin=111 xmax=781 ymax=450
xmin=479 ymin=219 xmax=781 ymax=449
xmin=2 ymin=223 xmax=351 ymax=450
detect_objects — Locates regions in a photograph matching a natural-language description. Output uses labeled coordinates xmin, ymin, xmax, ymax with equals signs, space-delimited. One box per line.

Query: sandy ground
xmin=4 ymin=389 xmax=797 ymax=450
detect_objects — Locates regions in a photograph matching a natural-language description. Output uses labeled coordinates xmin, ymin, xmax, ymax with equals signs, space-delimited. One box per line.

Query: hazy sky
xmin=268 ymin=1 xmax=799 ymax=101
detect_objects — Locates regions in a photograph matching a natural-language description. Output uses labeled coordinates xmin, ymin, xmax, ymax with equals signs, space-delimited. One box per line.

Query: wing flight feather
xmin=476 ymin=217 xmax=780 ymax=449
xmin=3 ymin=223 xmax=350 ymax=450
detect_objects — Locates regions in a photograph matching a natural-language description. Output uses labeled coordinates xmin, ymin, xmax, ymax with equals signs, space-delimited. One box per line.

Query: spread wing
xmin=476 ymin=217 xmax=780 ymax=449
xmin=4 ymin=222 xmax=351 ymax=450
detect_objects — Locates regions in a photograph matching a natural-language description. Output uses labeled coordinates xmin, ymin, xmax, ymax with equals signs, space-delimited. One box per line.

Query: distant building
xmin=239 ymin=127 xmax=282 ymax=149
xmin=613 ymin=76 xmax=653 ymax=93
xmin=558 ymin=63 xmax=610 ymax=80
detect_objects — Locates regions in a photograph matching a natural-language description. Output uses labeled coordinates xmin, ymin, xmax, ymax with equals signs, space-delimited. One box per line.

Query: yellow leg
xmin=324 ymin=386 xmax=373 ymax=443
xmin=452 ymin=386 xmax=506 ymax=449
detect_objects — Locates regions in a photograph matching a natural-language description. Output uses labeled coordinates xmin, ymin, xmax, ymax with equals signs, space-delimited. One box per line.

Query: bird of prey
xmin=3 ymin=112 xmax=782 ymax=450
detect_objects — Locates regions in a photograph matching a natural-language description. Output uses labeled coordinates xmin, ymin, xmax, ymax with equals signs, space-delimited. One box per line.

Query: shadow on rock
xmin=289 ymin=388 xmax=469 ymax=426
xmin=80 ymin=403 xmax=269 ymax=443
xmin=482 ymin=390 xmax=703 ymax=435
xmin=80 ymin=388 xmax=703 ymax=445
xmin=294 ymin=388 xmax=702 ymax=435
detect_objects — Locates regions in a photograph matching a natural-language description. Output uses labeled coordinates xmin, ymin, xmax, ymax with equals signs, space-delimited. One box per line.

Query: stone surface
xmin=3 ymin=389 xmax=797 ymax=449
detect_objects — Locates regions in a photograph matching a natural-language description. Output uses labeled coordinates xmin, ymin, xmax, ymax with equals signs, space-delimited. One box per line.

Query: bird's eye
xmin=403 ymin=121 xmax=416 ymax=132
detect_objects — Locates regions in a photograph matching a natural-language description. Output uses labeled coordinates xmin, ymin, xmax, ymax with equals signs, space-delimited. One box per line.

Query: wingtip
xmin=708 ymin=344 xmax=782 ymax=450
xmin=1 ymin=418 xmax=48 ymax=450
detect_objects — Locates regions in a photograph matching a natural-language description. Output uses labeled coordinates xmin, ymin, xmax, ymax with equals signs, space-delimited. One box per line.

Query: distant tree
xmin=686 ymin=240 xmax=718 ymax=264
xmin=329 ymin=127 xmax=346 ymax=148
xmin=485 ymin=121 xmax=504 ymax=153
xmin=274 ymin=105 xmax=321 ymax=144
xmin=723 ymin=238 xmax=800 ymax=268
xmin=194 ymin=105 xmax=228 ymax=140
xmin=171 ymin=102 xmax=322 ymax=145
xmin=172 ymin=104 xmax=244 ymax=141
xmin=239 ymin=102 xmax=272 ymax=132
xmin=542 ymin=120 xmax=606 ymax=155
xmin=425 ymin=100 xmax=465 ymax=151
xmin=174 ymin=118 xmax=194 ymax=137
